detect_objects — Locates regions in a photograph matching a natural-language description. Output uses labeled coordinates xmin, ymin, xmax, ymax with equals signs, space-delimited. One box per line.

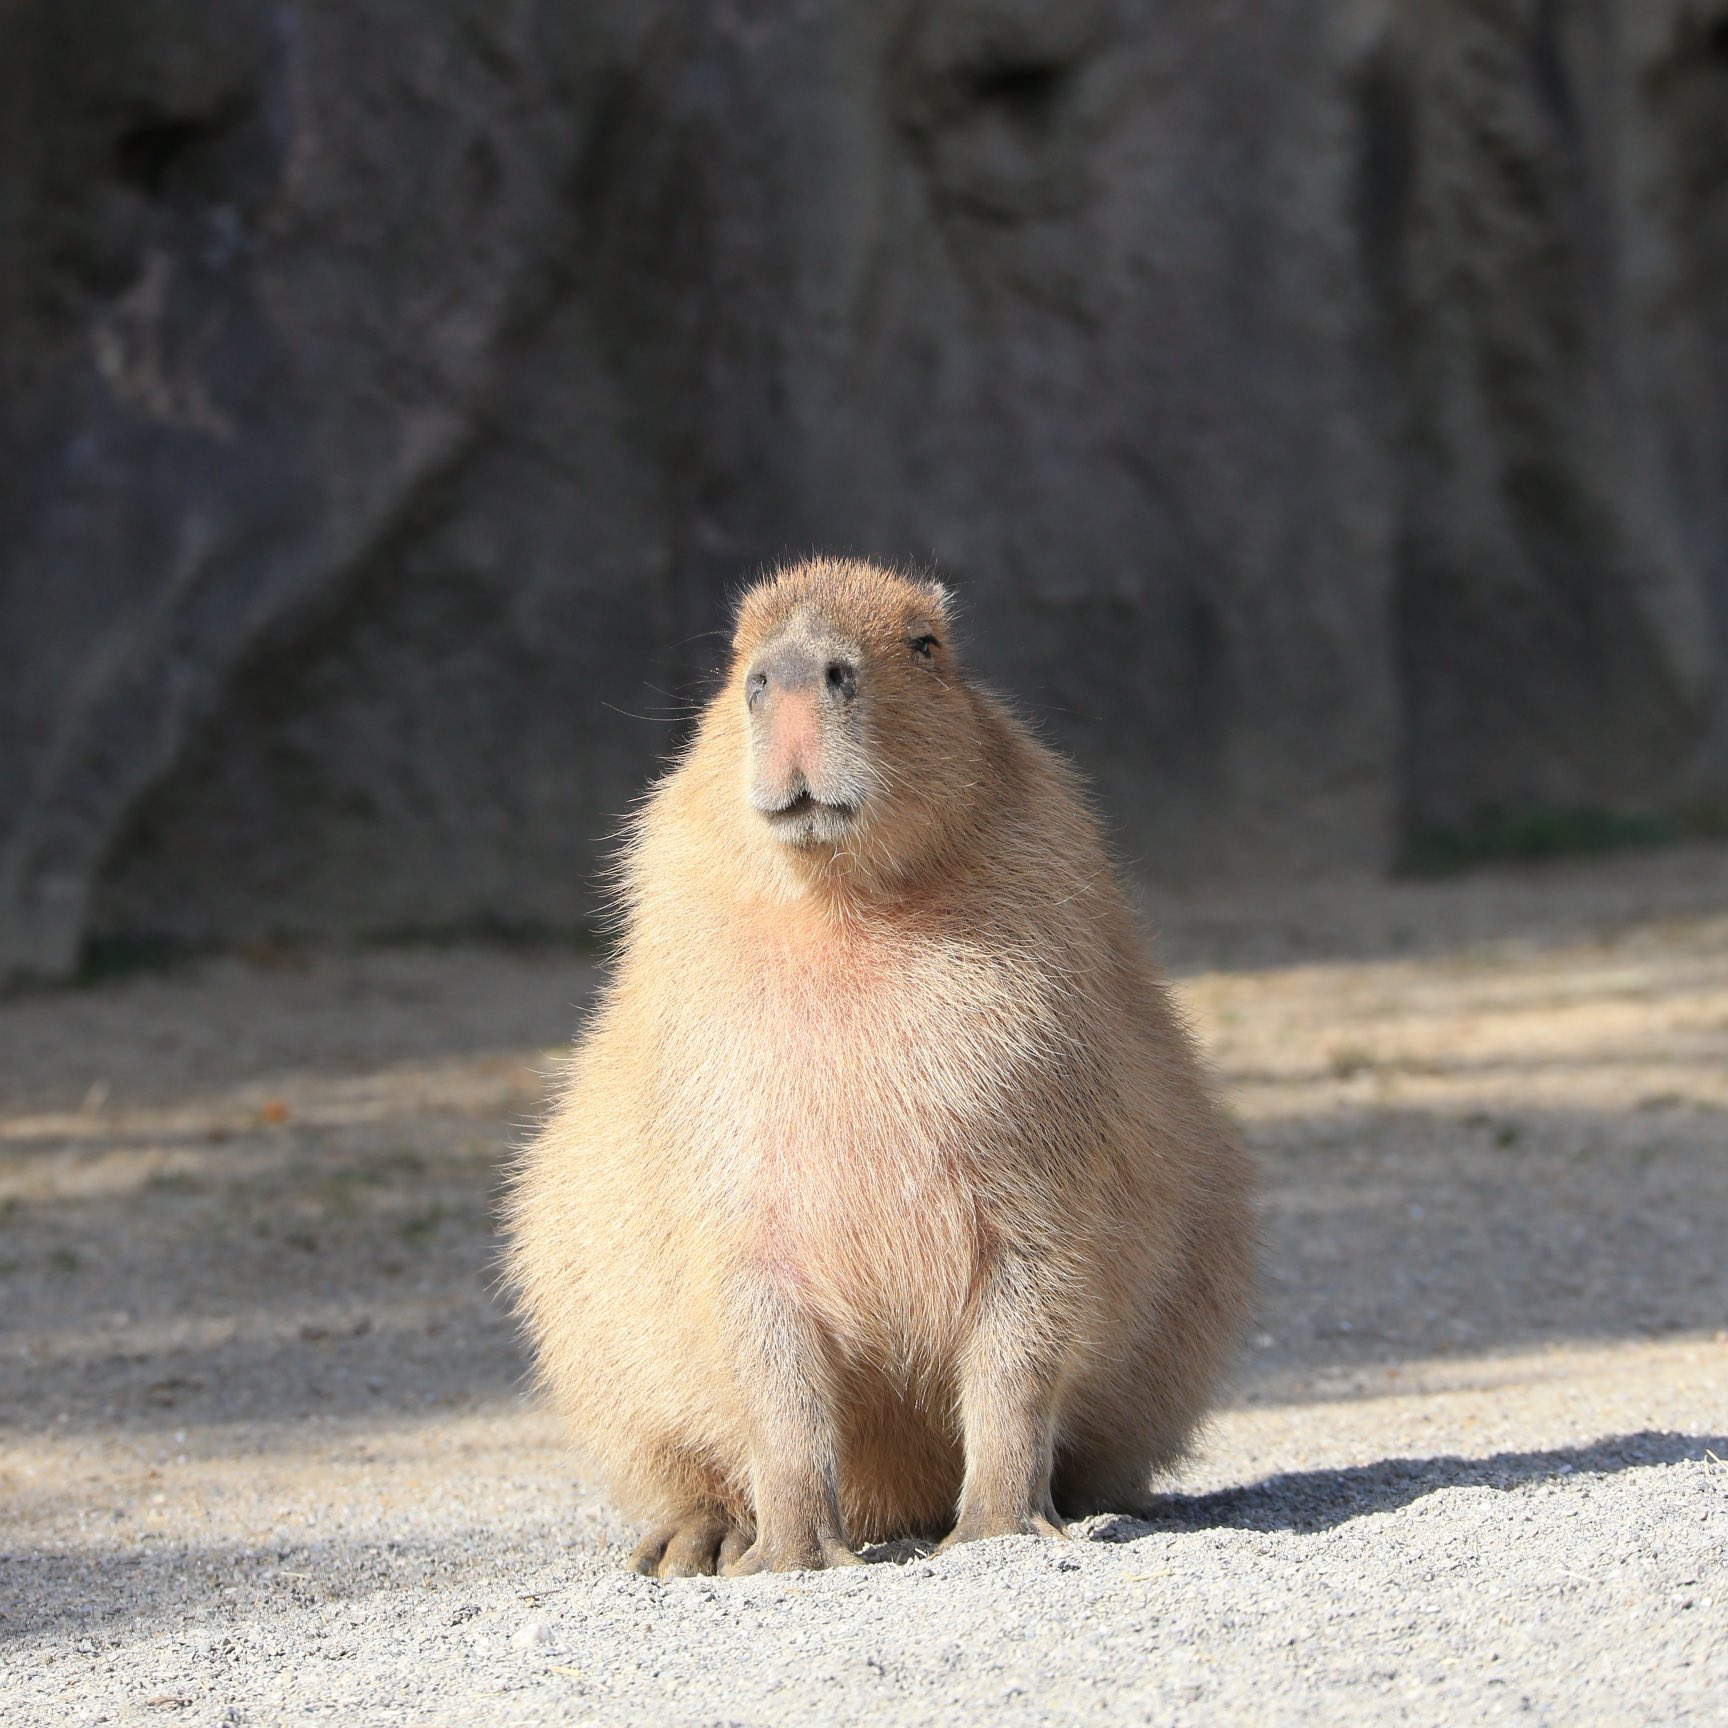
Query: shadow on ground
xmin=8 ymin=1432 xmax=1721 ymax=1641
xmin=1143 ymin=844 xmax=1728 ymax=973
xmin=1097 ymin=1431 xmax=1728 ymax=1537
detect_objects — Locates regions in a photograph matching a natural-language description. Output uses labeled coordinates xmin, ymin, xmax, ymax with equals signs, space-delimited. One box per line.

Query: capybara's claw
xmin=937 ymin=1511 xmax=1067 ymax=1552
xmin=630 ymin=1512 xmax=746 ymax=1579
xmin=721 ymin=1532 xmax=863 ymax=1576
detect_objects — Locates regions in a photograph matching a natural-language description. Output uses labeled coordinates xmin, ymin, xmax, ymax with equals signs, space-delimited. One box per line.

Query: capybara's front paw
xmin=630 ymin=1512 xmax=751 ymax=1578
xmin=721 ymin=1530 xmax=863 ymax=1576
xmin=936 ymin=1510 xmax=1067 ymax=1552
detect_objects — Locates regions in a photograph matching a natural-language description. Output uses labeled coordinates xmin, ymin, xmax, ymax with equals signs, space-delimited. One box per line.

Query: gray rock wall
xmin=2 ymin=0 xmax=1724 ymax=980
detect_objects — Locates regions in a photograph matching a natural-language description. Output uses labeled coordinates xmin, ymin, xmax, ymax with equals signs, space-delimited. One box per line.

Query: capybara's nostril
xmin=750 ymin=644 xmax=827 ymax=700
xmin=824 ymin=659 xmax=857 ymax=701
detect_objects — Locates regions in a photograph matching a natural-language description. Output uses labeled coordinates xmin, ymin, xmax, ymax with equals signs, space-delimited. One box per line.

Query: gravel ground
xmin=3 ymin=846 xmax=1726 ymax=1725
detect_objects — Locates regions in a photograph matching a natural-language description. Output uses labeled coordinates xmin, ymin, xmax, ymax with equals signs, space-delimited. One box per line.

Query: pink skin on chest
xmin=723 ymin=911 xmax=986 ymax=1335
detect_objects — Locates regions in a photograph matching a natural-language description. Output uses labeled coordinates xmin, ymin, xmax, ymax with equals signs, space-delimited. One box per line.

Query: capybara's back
xmin=507 ymin=558 xmax=1252 ymax=1575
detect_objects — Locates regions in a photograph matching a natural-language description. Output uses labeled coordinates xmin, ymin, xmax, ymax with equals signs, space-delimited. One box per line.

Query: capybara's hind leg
xmin=630 ymin=1511 xmax=750 ymax=1579
xmin=938 ymin=1253 xmax=1068 ymax=1549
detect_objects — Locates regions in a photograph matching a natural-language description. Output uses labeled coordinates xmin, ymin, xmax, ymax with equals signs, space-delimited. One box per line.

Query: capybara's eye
xmin=746 ymin=670 xmax=768 ymax=707
xmin=910 ymin=635 xmax=939 ymax=659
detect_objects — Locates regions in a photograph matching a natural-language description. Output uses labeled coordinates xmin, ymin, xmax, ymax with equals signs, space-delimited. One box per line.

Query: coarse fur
xmin=505 ymin=557 xmax=1253 ymax=1576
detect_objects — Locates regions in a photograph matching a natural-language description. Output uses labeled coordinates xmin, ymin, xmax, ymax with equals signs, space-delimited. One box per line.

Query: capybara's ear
xmin=914 ymin=576 xmax=954 ymax=620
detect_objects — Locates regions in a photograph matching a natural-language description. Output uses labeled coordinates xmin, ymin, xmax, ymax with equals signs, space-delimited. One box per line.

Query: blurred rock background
xmin=2 ymin=0 xmax=1725 ymax=982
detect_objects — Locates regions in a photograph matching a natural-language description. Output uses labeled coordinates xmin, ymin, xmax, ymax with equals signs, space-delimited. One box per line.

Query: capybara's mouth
xmin=769 ymin=789 xmax=855 ymax=817
xmin=763 ymin=789 xmax=858 ymax=833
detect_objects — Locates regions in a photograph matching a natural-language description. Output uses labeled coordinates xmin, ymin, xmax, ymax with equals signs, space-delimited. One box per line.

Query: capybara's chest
xmin=660 ymin=921 xmax=1060 ymax=1350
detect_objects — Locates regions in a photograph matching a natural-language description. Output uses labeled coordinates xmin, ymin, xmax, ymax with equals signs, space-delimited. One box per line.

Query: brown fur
xmin=505 ymin=557 xmax=1253 ymax=1576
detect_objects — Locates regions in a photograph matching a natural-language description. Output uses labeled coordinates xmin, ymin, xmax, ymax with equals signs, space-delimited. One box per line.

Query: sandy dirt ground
xmin=2 ymin=847 xmax=1725 ymax=1725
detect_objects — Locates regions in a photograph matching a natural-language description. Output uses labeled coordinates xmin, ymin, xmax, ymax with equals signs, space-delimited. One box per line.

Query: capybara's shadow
xmin=1088 ymin=1430 xmax=1724 ymax=1541
xmin=858 ymin=1430 xmax=1723 ymax=1565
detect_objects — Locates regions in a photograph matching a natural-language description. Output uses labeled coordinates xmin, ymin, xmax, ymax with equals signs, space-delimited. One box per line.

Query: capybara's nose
xmin=747 ymin=646 xmax=858 ymax=707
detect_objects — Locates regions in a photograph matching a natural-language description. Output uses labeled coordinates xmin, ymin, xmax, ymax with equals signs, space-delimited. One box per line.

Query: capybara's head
xmin=727 ymin=560 xmax=983 ymax=882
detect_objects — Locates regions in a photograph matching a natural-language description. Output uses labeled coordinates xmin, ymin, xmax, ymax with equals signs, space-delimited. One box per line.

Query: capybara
xmin=506 ymin=557 xmax=1252 ymax=1576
